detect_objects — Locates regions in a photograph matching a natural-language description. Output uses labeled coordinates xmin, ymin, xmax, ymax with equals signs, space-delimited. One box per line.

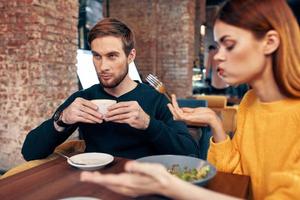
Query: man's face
xmin=91 ymin=36 xmax=131 ymax=88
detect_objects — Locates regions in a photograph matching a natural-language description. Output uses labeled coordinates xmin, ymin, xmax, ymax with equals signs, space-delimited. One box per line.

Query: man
xmin=22 ymin=18 xmax=199 ymax=161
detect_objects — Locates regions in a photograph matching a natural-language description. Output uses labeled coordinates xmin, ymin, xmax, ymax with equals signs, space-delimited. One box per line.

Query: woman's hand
xmin=80 ymin=161 xmax=176 ymax=197
xmin=167 ymin=94 xmax=227 ymax=142
xmin=80 ymin=161 xmax=240 ymax=200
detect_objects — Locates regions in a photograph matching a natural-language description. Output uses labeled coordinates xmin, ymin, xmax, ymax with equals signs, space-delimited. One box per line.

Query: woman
xmin=205 ymin=45 xmax=229 ymax=95
xmin=80 ymin=0 xmax=300 ymax=199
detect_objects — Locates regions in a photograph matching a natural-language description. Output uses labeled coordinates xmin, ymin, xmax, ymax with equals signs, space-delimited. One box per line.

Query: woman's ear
xmin=263 ymin=30 xmax=280 ymax=55
xmin=127 ymin=49 xmax=136 ymax=64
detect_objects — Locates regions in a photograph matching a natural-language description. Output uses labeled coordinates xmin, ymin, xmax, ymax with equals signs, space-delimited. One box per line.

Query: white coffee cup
xmin=91 ymin=99 xmax=117 ymax=115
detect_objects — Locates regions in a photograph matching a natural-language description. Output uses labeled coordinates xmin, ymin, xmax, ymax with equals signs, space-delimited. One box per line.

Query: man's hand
xmin=62 ymin=97 xmax=103 ymax=125
xmin=105 ymin=101 xmax=150 ymax=130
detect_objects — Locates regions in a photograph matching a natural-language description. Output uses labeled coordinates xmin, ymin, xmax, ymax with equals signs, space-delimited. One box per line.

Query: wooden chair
xmin=0 ymin=140 xmax=85 ymax=179
xmin=193 ymin=96 xmax=239 ymax=138
xmin=193 ymin=95 xmax=227 ymax=110
xmin=192 ymin=94 xmax=238 ymax=133
xmin=220 ymin=106 xmax=238 ymax=136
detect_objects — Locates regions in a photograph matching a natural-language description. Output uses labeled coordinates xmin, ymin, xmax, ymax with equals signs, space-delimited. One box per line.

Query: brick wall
xmin=109 ymin=0 xmax=201 ymax=97
xmin=205 ymin=6 xmax=219 ymax=50
xmin=0 ymin=0 xmax=78 ymax=170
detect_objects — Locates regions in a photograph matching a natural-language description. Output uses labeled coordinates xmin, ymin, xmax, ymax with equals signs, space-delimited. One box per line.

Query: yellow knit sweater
xmin=208 ymin=90 xmax=300 ymax=200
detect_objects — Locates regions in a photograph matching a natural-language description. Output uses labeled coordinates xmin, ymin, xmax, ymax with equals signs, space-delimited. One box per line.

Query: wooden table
xmin=0 ymin=157 xmax=250 ymax=200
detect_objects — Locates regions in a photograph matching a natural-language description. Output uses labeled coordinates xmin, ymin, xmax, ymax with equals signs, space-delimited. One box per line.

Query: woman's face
xmin=213 ymin=20 xmax=267 ymax=86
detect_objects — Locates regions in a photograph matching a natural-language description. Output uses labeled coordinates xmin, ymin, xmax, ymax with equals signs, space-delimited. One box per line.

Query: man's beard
xmin=99 ymin=64 xmax=129 ymax=89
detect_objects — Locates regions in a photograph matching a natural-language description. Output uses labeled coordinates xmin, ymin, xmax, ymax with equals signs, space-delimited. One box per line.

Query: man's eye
xmin=108 ymin=54 xmax=117 ymax=59
xmin=93 ymin=55 xmax=101 ymax=60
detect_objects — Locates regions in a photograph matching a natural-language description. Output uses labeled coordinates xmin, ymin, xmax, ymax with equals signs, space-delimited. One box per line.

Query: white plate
xmin=59 ymin=197 xmax=101 ymax=200
xmin=67 ymin=152 xmax=114 ymax=171
xmin=136 ymin=155 xmax=216 ymax=186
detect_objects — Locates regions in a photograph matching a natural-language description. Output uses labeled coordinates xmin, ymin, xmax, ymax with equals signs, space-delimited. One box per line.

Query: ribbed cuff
xmin=144 ymin=118 xmax=163 ymax=142
xmin=208 ymin=135 xmax=232 ymax=161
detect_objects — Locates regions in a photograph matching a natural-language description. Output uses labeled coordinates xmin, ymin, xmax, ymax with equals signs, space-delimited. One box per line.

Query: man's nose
xmin=96 ymin=59 xmax=110 ymax=72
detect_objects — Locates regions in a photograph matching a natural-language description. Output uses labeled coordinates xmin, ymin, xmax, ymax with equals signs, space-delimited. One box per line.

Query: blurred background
xmin=0 ymin=0 xmax=299 ymax=173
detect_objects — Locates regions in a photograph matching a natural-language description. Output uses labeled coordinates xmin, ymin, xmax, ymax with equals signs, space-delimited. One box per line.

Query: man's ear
xmin=127 ymin=49 xmax=136 ymax=63
xmin=263 ymin=30 xmax=280 ymax=55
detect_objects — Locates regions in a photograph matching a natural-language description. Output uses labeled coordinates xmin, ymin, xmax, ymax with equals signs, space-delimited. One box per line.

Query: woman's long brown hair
xmin=217 ymin=0 xmax=300 ymax=98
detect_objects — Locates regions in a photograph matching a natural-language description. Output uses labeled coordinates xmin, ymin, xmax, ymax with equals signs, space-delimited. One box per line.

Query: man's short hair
xmin=88 ymin=18 xmax=135 ymax=56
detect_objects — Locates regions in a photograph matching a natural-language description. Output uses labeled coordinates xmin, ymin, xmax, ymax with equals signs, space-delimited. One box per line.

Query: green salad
xmin=167 ymin=164 xmax=210 ymax=182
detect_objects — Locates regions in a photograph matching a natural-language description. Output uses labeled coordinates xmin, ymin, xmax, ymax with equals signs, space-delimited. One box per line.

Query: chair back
xmin=221 ymin=106 xmax=238 ymax=136
xmin=193 ymin=95 xmax=227 ymax=110
xmin=177 ymin=98 xmax=207 ymax=108
xmin=1 ymin=140 xmax=86 ymax=179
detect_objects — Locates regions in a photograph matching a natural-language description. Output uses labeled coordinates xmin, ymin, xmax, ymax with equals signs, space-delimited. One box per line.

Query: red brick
xmin=0 ymin=0 xmax=78 ymax=170
xmin=109 ymin=0 xmax=196 ymax=97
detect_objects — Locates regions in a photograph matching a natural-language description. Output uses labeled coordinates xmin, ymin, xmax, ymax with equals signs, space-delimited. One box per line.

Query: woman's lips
xmin=217 ymin=67 xmax=224 ymax=76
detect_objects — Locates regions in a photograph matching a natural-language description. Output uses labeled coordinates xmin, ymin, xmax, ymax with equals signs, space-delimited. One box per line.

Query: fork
xmin=145 ymin=74 xmax=172 ymax=101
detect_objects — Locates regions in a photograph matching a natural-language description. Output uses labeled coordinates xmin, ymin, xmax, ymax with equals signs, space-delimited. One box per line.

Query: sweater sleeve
xmin=265 ymin=148 xmax=300 ymax=199
xmin=143 ymin=95 xmax=200 ymax=157
xmin=207 ymin=135 xmax=242 ymax=173
xmin=21 ymin=92 xmax=81 ymax=161
xmin=207 ymin=91 xmax=253 ymax=174
xmin=21 ymin=119 xmax=77 ymax=161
